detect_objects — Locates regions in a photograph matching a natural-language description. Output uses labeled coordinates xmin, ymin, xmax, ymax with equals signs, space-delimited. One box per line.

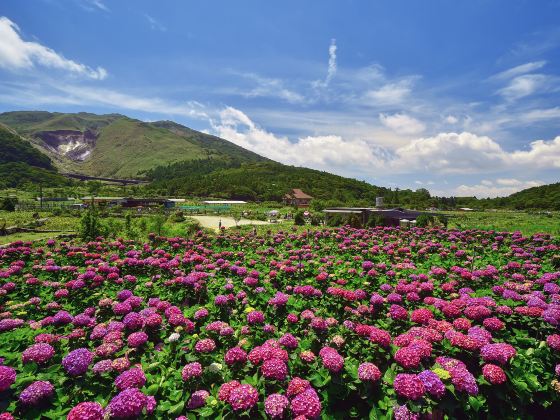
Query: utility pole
xmin=39 ymin=184 xmax=43 ymax=210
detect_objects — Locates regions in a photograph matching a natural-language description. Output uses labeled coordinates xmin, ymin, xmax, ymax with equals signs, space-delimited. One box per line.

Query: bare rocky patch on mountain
xmin=36 ymin=130 xmax=97 ymax=161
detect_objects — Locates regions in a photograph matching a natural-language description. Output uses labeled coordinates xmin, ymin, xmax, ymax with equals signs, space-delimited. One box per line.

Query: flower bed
xmin=0 ymin=227 xmax=559 ymax=419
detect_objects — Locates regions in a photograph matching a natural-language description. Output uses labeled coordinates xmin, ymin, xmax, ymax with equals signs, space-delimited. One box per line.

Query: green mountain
xmin=0 ymin=124 xmax=68 ymax=188
xmin=0 ymin=111 xmax=267 ymax=178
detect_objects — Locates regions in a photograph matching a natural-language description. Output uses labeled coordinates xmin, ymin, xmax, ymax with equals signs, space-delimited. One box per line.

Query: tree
xmin=294 ymin=211 xmax=305 ymax=226
xmin=80 ymin=209 xmax=105 ymax=241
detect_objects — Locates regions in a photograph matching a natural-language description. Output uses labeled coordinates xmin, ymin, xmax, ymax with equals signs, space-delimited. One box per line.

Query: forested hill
xmin=143 ymin=159 xmax=436 ymax=206
xmin=485 ymin=183 xmax=560 ymax=210
xmin=0 ymin=124 xmax=68 ymax=188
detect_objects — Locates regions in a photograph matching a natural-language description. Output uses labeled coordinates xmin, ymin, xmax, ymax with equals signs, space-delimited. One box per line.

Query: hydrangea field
xmin=1 ymin=227 xmax=560 ymax=419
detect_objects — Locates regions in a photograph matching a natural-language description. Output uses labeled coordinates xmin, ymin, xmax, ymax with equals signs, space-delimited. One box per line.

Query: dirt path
xmin=190 ymin=215 xmax=271 ymax=231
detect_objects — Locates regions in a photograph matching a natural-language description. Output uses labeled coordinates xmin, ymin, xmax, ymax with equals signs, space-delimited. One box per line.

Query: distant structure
xmin=375 ymin=197 xmax=384 ymax=208
xmin=458 ymin=207 xmax=474 ymax=212
xmin=284 ymin=189 xmax=313 ymax=208
xmin=323 ymin=206 xmax=440 ymax=227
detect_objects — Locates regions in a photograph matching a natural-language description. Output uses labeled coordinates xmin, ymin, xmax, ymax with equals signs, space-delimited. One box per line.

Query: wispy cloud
xmin=363 ymin=78 xmax=416 ymax=105
xmin=497 ymin=74 xmax=550 ymax=100
xmin=228 ymin=72 xmax=305 ymax=104
xmin=312 ymin=39 xmax=337 ymax=89
xmin=0 ymin=16 xmax=107 ymax=79
xmin=78 ymin=0 xmax=109 ymax=12
xmin=144 ymin=14 xmax=166 ymax=32
xmin=0 ymin=80 xmax=209 ymax=120
xmin=493 ymin=61 xmax=547 ymax=80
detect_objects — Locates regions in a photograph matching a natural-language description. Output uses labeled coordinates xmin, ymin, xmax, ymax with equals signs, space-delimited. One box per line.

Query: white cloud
xmin=455 ymin=179 xmax=544 ymax=198
xmin=493 ymin=61 xmax=547 ymax=80
xmin=498 ymin=74 xmax=549 ymax=100
xmin=391 ymin=132 xmax=506 ymax=174
xmin=211 ymin=108 xmax=560 ymax=182
xmin=312 ymin=39 xmax=337 ymax=89
xmin=509 ymin=136 xmax=560 ymax=168
xmin=379 ymin=113 xmax=425 ymax=135
xmin=211 ymin=107 xmax=383 ymax=173
xmin=0 ymin=17 xmax=107 ymax=79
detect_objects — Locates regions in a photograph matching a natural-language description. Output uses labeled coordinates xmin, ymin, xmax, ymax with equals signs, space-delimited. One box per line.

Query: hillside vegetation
xmin=0 ymin=124 xmax=68 ymax=188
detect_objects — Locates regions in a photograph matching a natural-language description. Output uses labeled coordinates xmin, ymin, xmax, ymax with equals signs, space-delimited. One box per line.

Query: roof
xmin=203 ymin=200 xmax=247 ymax=204
xmin=81 ymin=196 xmax=124 ymax=200
xmin=285 ymin=189 xmax=313 ymax=199
xmin=323 ymin=207 xmax=438 ymax=220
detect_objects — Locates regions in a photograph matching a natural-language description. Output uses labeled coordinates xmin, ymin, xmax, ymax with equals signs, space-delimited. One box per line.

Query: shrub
xmin=294 ymin=211 xmax=305 ymax=226
xmin=415 ymin=214 xmax=433 ymax=228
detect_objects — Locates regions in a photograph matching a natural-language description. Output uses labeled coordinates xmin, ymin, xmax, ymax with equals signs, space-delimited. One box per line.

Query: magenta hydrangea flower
xmin=187 ymin=390 xmax=209 ymax=409
xmin=107 ymin=388 xmax=153 ymax=418
xmin=114 ymin=368 xmax=146 ymax=390
xmin=93 ymin=359 xmax=113 ymax=375
xmin=417 ymin=370 xmax=445 ymax=398
xmin=394 ymin=404 xmax=420 ymax=420
xmin=261 ymin=358 xmax=288 ymax=381
xmin=264 ymin=393 xmax=289 ymax=418
xmin=228 ymin=384 xmax=259 ymax=411
xmin=480 ymin=343 xmax=516 ymax=365
xmin=22 ymin=343 xmax=55 ymax=364
xmin=290 ymin=387 xmax=322 ymax=419
xmin=19 ymin=381 xmax=54 ymax=406
xmin=546 ymin=334 xmax=560 ymax=351
xmin=0 ymin=366 xmax=16 ymax=392
xmin=393 ymin=374 xmax=425 ymax=400
xmin=67 ymin=401 xmax=104 ymax=420
xmin=482 ymin=364 xmax=507 ymax=384
xmin=62 ymin=348 xmax=94 ymax=376
xmin=224 ymin=347 xmax=248 ymax=366
xmin=319 ymin=347 xmax=344 ymax=373
xmin=278 ymin=333 xmax=299 ymax=349
xmin=181 ymin=362 xmax=203 ymax=381
xmin=358 ymin=362 xmax=382 ymax=382
xmin=194 ymin=338 xmax=216 ymax=353
xmin=127 ymin=331 xmax=148 ymax=348
xmin=247 ymin=310 xmax=265 ymax=325
xmin=218 ymin=380 xmax=241 ymax=401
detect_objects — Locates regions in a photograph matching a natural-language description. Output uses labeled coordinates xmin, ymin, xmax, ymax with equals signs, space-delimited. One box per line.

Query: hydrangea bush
xmin=0 ymin=226 xmax=559 ymax=418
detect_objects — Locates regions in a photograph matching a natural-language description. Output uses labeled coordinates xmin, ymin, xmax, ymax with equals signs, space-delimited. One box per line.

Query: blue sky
xmin=1 ymin=0 xmax=560 ymax=197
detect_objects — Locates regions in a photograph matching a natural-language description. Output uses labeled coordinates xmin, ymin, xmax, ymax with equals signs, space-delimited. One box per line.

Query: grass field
xmin=445 ymin=211 xmax=560 ymax=236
